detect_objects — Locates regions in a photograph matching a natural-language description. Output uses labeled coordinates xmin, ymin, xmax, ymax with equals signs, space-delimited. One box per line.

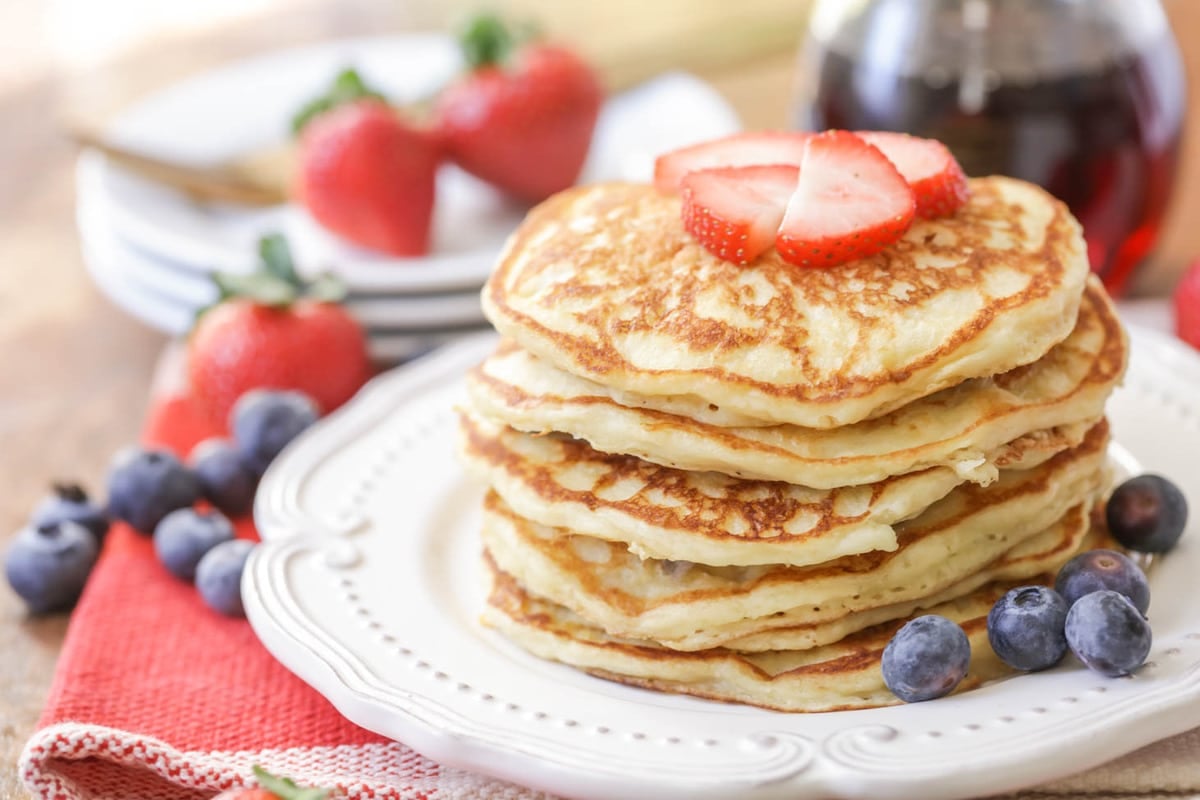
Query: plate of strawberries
xmin=76 ymin=18 xmax=740 ymax=314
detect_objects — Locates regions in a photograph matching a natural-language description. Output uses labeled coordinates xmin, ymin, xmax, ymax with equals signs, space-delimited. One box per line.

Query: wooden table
xmin=3 ymin=1 xmax=1199 ymax=795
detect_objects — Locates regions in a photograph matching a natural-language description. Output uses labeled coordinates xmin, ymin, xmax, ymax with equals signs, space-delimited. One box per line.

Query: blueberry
xmin=882 ymin=615 xmax=971 ymax=703
xmin=231 ymin=390 xmax=319 ymax=474
xmin=31 ymin=482 xmax=110 ymax=544
xmin=1106 ymin=475 xmax=1188 ymax=553
xmin=4 ymin=521 xmax=99 ymax=614
xmin=191 ymin=438 xmax=258 ymax=517
xmin=195 ymin=539 xmax=255 ymax=617
xmin=1065 ymin=590 xmax=1152 ymax=677
xmin=1055 ymin=549 xmax=1150 ymax=614
xmin=106 ymin=447 xmax=203 ymax=535
xmin=154 ymin=508 xmax=235 ymax=581
xmin=986 ymin=586 xmax=1069 ymax=671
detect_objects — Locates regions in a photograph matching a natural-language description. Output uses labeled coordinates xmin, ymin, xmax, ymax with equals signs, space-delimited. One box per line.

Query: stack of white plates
xmin=76 ymin=35 xmax=741 ymax=362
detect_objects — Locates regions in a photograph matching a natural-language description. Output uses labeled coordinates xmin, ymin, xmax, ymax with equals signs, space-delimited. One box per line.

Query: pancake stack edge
xmin=459 ymin=176 xmax=1127 ymax=712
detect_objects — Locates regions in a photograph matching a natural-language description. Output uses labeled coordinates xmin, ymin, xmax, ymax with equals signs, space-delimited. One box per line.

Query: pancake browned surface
xmin=460 ymin=410 xmax=1090 ymax=567
xmin=719 ymin=502 xmax=1094 ymax=653
xmin=477 ymin=417 xmax=1109 ymax=645
xmin=468 ymin=277 xmax=1123 ymax=487
xmin=482 ymin=554 xmax=1015 ymax=713
xmin=482 ymin=176 xmax=1090 ymax=428
xmin=483 ymin=495 xmax=1095 ymax=653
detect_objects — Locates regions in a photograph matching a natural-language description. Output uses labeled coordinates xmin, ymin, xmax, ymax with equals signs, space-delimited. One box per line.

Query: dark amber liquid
xmin=802 ymin=39 xmax=1184 ymax=295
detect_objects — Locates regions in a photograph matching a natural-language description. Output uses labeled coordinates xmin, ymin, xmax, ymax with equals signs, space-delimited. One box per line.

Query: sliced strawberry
xmin=776 ymin=130 xmax=915 ymax=268
xmin=654 ymin=131 xmax=810 ymax=194
xmin=854 ymin=131 xmax=969 ymax=218
xmin=681 ymin=165 xmax=799 ymax=264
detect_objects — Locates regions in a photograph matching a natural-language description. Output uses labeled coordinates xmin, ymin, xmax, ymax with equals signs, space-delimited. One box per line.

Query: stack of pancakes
xmin=459 ymin=176 xmax=1128 ymax=711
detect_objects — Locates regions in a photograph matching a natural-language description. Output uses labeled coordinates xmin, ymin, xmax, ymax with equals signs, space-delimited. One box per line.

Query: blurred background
xmin=2 ymin=0 xmax=1200 ymax=793
xmin=0 ymin=0 xmax=814 ymax=512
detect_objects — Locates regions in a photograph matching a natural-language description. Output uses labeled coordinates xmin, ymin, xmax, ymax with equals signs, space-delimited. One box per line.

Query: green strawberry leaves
xmin=292 ymin=68 xmax=386 ymax=135
xmin=292 ymin=19 xmax=538 ymax=139
xmin=458 ymin=13 xmax=540 ymax=70
xmin=459 ymin=13 xmax=514 ymax=69
xmin=259 ymin=233 xmax=304 ymax=288
xmin=196 ymin=234 xmax=348 ymax=327
xmin=251 ymin=765 xmax=331 ymax=800
xmin=292 ymin=18 xmax=542 ymax=137
xmin=212 ymin=271 xmax=297 ymax=308
xmin=304 ymin=272 xmax=348 ymax=304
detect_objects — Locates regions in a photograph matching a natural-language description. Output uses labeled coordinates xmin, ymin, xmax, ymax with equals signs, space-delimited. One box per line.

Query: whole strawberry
xmin=295 ymin=100 xmax=439 ymax=256
xmin=189 ymin=235 xmax=371 ymax=425
xmin=1174 ymin=257 xmax=1200 ymax=352
xmin=214 ymin=766 xmax=331 ymax=800
xmin=435 ymin=14 xmax=602 ymax=201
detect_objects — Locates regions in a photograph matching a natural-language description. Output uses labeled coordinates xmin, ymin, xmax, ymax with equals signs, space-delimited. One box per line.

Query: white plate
xmin=245 ymin=326 xmax=1200 ymax=800
xmin=366 ymin=329 xmax=487 ymax=363
xmin=78 ymin=192 xmax=220 ymax=309
xmin=80 ymin=198 xmax=489 ymax=337
xmin=81 ymin=208 xmax=199 ymax=335
xmin=78 ymin=35 xmax=740 ymax=293
xmin=346 ymin=294 xmax=482 ymax=331
xmin=80 ymin=193 xmax=488 ymax=330
xmin=78 ymin=211 xmax=487 ymax=362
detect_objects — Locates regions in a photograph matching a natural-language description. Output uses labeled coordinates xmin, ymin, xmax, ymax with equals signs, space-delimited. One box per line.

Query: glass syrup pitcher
xmin=794 ymin=0 xmax=1186 ymax=295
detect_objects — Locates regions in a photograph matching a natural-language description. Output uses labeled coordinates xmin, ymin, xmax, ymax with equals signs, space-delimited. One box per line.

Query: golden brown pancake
xmin=482 ymin=176 xmax=1090 ymax=428
xmin=460 ymin=410 xmax=1092 ymax=567
xmin=482 ymin=554 xmax=1016 ymax=713
xmin=477 ymin=419 xmax=1109 ymax=645
xmin=483 ymin=497 xmax=1094 ymax=653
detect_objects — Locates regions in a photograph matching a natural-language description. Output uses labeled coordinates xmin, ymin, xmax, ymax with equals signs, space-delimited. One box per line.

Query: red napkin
xmin=18 ymin=388 xmax=549 ymax=799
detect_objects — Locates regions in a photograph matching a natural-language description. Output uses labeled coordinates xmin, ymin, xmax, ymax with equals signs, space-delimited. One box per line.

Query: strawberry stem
xmin=459 ymin=12 xmax=519 ymax=69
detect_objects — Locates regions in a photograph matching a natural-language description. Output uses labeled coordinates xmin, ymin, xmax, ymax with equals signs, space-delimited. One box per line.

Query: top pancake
xmin=483 ymin=176 xmax=1091 ymax=428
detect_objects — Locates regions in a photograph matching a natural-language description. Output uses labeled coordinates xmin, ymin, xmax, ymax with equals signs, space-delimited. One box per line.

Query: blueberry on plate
xmin=4 ymin=521 xmax=99 ymax=614
xmin=196 ymin=539 xmax=256 ymax=617
xmin=30 ymin=482 xmax=110 ymax=544
xmin=987 ymin=585 xmax=1070 ymax=671
xmin=231 ymin=390 xmax=319 ymax=475
xmin=191 ymin=438 xmax=258 ymax=517
xmin=106 ymin=447 xmax=203 ymax=535
xmin=1055 ymin=549 xmax=1150 ymax=615
xmin=1106 ymin=475 xmax=1188 ymax=554
xmin=1065 ymin=590 xmax=1152 ymax=677
xmin=154 ymin=508 xmax=235 ymax=581
xmin=882 ymin=615 xmax=971 ymax=703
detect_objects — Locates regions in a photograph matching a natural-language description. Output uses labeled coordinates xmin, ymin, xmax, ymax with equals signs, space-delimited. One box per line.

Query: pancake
xmin=715 ymin=501 xmax=1093 ymax=652
xmin=482 ymin=176 xmax=1090 ymax=429
xmin=466 ymin=278 xmax=1124 ymax=488
xmin=477 ymin=418 xmax=1109 ymax=643
xmin=459 ymin=410 xmax=1089 ymax=567
xmin=483 ymin=554 xmax=1015 ymax=712
xmin=486 ymin=497 xmax=1093 ymax=653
